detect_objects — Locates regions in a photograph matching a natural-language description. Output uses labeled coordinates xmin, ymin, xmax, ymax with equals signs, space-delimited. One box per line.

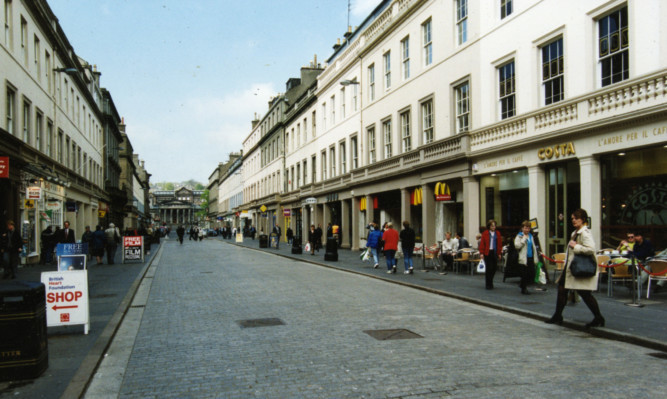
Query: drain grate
xmin=648 ymin=352 xmax=667 ymax=360
xmin=130 ymin=305 xmax=145 ymax=308
xmin=237 ymin=318 xmax=285 ymax=329
xmin=364 ymin=329 xmax=423 ymax=340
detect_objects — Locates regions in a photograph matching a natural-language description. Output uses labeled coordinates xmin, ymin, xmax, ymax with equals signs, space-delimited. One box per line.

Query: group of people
xmin=364 ymin=221 xmax=416 ymax=275
xmin=80 ymin=223 xmax=122 ymax=265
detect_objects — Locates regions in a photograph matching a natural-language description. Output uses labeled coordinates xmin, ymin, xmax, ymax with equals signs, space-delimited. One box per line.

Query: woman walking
xmin=382 ymin=222 xmax=400 ymax=274
xmin=545 ymin=208 xmax=605 ymax=328
xmin=514 ymin=221 xmax=538 ymax=295
xmin=479 ymin=220 xmax=502 ymax=290
xmin=366 ymin=223 xmax=383 ymax=269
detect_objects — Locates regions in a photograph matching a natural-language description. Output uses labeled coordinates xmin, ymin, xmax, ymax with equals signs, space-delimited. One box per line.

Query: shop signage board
xmin=56 ymin=243 xmax=88 ymax=271
xmin=0 ymin=156 xmax=8 ymax=178
xmin=236 ymin=233 xmax=243 ymax=243
xmin=122 ymin=236 xmax=144 ymax=263
xmin=41 ymin=270 xmax=90 ymax=334
xmin=283 ymin=209 xmax=291 ymax=217
xmin=45 ymin=201 xmax=61 ymax=210
xmin=27 ymin=186 xmax=42 ymax=200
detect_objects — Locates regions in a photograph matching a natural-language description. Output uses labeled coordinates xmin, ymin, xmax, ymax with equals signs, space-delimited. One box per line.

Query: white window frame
xmin=401 ymin=36 xmax=410 ymax=80
xmin=368 ymin=126 xmax=376 ymax=164
xmin=382 ymin=118 xmax=392 ymax=159
xmin=455 ymin=81 xmax=470 ymax=133
xmin=423 ymin=19 xmax=432 ymax=67
xmin=456 ymin=0 xmax=468 ymax=45
xmin=400 ymin=109 xmax=411 ymax=153
xmin=383 ymin=51 xmax=391 ymax=90
xmin=368 ymin=64 xmax=375 ymax=102
xmin=421 ymin=99 xmax=434 ymax=144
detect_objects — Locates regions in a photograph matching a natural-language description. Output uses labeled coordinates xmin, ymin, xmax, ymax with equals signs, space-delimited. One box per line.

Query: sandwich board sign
xmin=41 ymin=270 xmax=90 ymax=334
xmin=122 ymin=236 xmax=144 ymax=263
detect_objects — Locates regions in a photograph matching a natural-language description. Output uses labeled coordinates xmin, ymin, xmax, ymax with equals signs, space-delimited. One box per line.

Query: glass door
xmin=546 ymin=162 xmax=580 ymax=256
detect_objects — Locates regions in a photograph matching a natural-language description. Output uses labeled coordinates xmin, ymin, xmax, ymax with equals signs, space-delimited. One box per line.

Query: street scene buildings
xmin=207 ymin=0 xmax=666 ymax=253
xmin=0 ymin=0 xmax=152 ymax=264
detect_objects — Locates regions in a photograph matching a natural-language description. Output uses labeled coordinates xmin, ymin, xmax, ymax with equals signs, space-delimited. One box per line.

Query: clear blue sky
xmin=48 ymin=0 xmax=381 ymax=184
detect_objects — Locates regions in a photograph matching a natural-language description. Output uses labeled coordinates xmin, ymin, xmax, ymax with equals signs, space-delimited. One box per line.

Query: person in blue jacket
xmin=366 ymin=222 xmax=383 ymax=269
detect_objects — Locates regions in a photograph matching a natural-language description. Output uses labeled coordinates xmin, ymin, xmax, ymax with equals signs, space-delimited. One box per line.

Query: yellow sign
xmin=24 ymin=199 xmax=35 ymax=209
xmin=260 ymin=205 xmax=267 ymax=213
xmin=98 ymin=210 xmax=106 ymax=218
xmin=412 ymin=188 xmax=422 ymax=205
xmin=538 ymin=142 xmax=575 ymax=160
xmin=434 ymin=182 xmax=452 ymax=201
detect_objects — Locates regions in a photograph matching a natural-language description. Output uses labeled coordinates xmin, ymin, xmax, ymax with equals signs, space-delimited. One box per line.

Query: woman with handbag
xmin=545 ymin=208 xmax=605 ymax=328
xmin=514 ymin=221 xmax=538 ymax=295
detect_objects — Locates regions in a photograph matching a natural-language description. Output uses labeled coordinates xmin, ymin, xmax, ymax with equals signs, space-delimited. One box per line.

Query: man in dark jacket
xmin=41 ymin=225 xmax=55 ymax=264
xmin=400 ymin=221 xmax=416 ymax=274
xmin=2 ymin=221 xmax=24 ymax=279
xmin=81 ymin=226 xmax=93 ymax=260
xmin=56 ymin=221 xmax=76 ymax=244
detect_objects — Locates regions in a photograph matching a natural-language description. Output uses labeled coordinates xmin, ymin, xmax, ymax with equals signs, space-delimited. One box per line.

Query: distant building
xmin=150 ymin=188 xmax=204 ymax=226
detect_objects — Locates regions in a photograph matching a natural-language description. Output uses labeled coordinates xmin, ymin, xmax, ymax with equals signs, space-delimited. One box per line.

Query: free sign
xmin=41 ymin=270 xmax=90 ymax=334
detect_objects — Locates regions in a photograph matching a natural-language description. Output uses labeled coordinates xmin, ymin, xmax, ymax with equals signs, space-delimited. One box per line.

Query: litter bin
xmin=291 ymin=236 xmax=303 ymax=254
xmin=0 ymin=280 xmax=48 ymax=382
xmin=259 ymin=234 xmax=269 ymax=248
xmin=324 ymin=237 xmax=338 ymax=261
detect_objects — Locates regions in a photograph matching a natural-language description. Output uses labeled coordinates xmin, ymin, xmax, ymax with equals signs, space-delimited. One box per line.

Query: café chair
xmin=596 ymin=254 xmax=611 ymax=291
xmin=646 ymin=260 xmax=667 ymax=299
xmin=551 ymin=253 xmax=566 ymax=281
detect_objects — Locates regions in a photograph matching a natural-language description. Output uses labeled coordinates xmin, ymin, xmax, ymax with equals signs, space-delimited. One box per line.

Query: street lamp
xmin=340 ymin=78 xmax=359 ymax=86
xmin=53 ymin=67 xmax=78 ymax=75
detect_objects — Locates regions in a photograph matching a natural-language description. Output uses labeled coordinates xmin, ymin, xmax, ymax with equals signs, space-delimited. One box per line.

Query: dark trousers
xmin=441 ymin=252 xmax=454 ymax=270
xmin=2 ymin=251 xmax=19 ymax=279
xmin=521 ymin=257 xmax=535 ymax=291
xmin=106 ymin=244 xmax=118 ymax=264
xmin=485 ymin=250 xmax=498 ymax=288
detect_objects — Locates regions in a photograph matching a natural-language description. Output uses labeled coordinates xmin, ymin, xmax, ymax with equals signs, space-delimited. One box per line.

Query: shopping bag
xmin=477 ymin=258 xmax=486 ymax=273
xmin=304 ymin=242 xmax=311 ymax=252
xmin=362 ymin=248 xmax=371 ymax=262
xmin=534 ymin=261 xmax=544 ymax=283
xmin=538 ymin=269 xmax=547 ymax=285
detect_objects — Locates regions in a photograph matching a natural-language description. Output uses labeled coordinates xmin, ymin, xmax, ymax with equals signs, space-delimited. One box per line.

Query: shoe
xmin=545 ymin=315 xmax=563 ymax=325
xmin=392 ymin=265 xmax=397 ymax=274
xmin=373 ymin=263 xmax=379 ymax=269
xmin=409 ymin=267 xmax=414 ymax=274
xmin=439 ymin=271 xmax=448 ymax=275
xmin=486 ymin=286 xmax=493 ymax=290
xmin=386 ymin=270 xmax=393 ymax=274
xmin=404 ymin=271 xmax=410 ymax=274
xmin=521 ymin=288 xmax=530 ymax=295
xmin=585 ymin=316 xmax=605 ymax=328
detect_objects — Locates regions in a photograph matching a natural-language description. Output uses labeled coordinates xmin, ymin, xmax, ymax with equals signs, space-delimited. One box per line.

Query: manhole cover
xmin=237 ymin=318 xmax=285 ymax=328
xmin=648 ymin=352 xmax=667 ymax=360
xmin=364 ymin=329 xmax=423 ymax=340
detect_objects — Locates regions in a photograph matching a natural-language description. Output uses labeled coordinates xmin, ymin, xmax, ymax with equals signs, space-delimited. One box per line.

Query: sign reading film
xmin=435 ymin=182 xmax=455 ymax=202
xmin=122 ymin=236 xmax=144 ymax=263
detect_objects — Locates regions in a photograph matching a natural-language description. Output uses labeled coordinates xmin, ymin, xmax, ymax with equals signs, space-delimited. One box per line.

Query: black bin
xmin=0 ymin=281 xmax=48 ymax=382
xmin=259 ymin=234 xmax=269 ymax=248
xmin=324 ymin=237 xmax=338 ymax=261
xmin=291 ymin=236 xmax=303 ymax=254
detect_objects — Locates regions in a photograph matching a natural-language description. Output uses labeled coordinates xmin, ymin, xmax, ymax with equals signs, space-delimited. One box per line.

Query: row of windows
xmin=3 ymin=0 xmax=103 ymax=149
xmin=5 ymin=86 xmax=102 ymax=185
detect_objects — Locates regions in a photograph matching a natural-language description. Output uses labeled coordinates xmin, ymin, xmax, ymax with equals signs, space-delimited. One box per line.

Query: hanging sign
xmin=284 ymin=209 xmax=291 ymax=217
xmin=41 ymin=270 xmax=90 ymax=334
xmin=0 ymin=157 xmax=8 ymax=178
xmin=27 ymin=186 xmax=42 ymax=200
xmin=260 ymin=205 xmax=267 ymax=212
xmin=435 ymin=182 xmax=454 ymax=202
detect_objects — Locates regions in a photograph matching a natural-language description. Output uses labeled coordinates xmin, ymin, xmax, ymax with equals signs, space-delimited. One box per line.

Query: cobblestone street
xmin=91 ymin=239 xmax=664 ymax=398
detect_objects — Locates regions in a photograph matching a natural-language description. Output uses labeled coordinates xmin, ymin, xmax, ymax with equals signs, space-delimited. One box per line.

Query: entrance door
xmin=546 ymin=162 xmax=580 ymax=256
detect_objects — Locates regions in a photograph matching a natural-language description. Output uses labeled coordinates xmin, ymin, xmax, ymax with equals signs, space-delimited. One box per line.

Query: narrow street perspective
xmin=84 ymin=237 xmax=664 ymax=398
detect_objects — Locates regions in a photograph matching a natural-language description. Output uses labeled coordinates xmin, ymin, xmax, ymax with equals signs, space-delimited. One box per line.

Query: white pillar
xmin=462 ymin=176 xmax=480 ymax=243
xmin=579 ymin=156 xmax=601 ymax=247
xmin=528 ymin=165 xmax=546 ymax=237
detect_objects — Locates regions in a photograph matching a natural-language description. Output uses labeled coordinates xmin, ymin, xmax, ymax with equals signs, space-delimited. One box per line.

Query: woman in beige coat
xmin=545 ymin=208 xmax=605 ymax=328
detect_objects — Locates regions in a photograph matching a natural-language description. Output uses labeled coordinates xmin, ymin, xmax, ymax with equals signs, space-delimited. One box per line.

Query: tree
xmin=197 ymin=189 xmax=210 ymax=219
xmin=164 ymin=182 xmax=175 ymax=190
xmin=194 ymin=183 xmax=205 ymax=190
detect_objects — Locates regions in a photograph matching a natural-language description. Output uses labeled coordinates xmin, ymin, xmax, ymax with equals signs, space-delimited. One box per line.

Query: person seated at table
xmin=617 ymin=232 xmax=636 ymax=253
xmin=634 ymin=232 xmax=662 ymax=290
xmin=440 ymin=231 xmax=459 ymax=271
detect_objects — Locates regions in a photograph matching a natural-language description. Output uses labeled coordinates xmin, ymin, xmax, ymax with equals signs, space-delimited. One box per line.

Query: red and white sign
xmin=123 ymin=236 xmax=143 ymax=247
xmin=41 ymin=270 xmax=90 ymax=334
xmin=27 ymin=186 xmax=42 ymax=200
xmin=283 ymin=209 xmax=291 ymax=217
xmin=0 ymin=157 xmax=8 ymax=178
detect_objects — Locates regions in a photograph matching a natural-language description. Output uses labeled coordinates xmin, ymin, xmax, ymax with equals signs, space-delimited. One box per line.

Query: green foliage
xmin=164 ymin=182 xmax=175 ymax=190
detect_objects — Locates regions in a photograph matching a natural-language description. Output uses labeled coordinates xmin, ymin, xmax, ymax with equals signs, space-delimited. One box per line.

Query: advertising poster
xmin=123 ymin=236 xmax=144 ymax=263
xmin=56 ymin=243 xmax=88 ymax=271
xmin=41 ymin=270 xmax=90 ymax=334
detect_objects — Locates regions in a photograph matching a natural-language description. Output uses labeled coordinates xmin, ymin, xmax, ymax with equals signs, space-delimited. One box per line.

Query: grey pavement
xmin=94 ymin=236 xmax=664 ymax=398
xmin=0 ymin=240 xmax=160 ymax=399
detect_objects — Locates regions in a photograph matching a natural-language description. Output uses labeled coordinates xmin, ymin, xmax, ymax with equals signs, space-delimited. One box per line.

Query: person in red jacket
xmin=382 ymin=222 xmax=400 ymax=274
xmin=479 ymin=219 xmax=503 ymax=290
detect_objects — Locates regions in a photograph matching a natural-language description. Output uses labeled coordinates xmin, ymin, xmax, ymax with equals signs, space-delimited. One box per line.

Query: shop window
xmin=480 ymin=169 xmax=529 ymax=234
xmin=600 ymin=147 xmax=667 ymax=250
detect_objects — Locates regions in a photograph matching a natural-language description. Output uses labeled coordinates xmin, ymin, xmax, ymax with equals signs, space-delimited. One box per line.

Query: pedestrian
xmin=315 ymin=224 xmax=323 ymax=252
xmin=286 ymin=227 xmax=294 ymax=246
xmin=198 ymin=227 xmax=204 ymax=241
xmin=1 ymin=221 xmax=23 ymax=279
xmin=91 ymin=225 xmax=106 ymax=265
xmin=307 ymin=225 xmax=317 ymax=255
xmin=273 ymin=224 xmax=281 ymax=249
xmin=40 ymin=225 xmax=55 ymax=264
xmin=104 ymin=223 xmax=121 ymax=264
xmin=382 ymin=222 xmax=400 ymax=274
xmin=365 ymin=223 xmax=383 ymax=269
xmin=440 ymin=232 xmax=459 ymax=272
xmin=479 ymin=220 xmax=502 ymax=290
xmin=545 ymin=208 xmax=605 ymax=328
xmin=176 ymin=225 xmax=185 ymax=244
xmin=81 ymin=225 xmax=93 ymax=260
xmin=400 ymin=221 xmax=416 ymax=274
xmin=56 ymin=220 xmax=76 ymax=244
xmin=514 ymin=221 xmax=538 ymax=295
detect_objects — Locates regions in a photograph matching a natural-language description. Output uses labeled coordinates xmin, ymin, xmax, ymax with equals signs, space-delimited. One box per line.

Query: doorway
xmin=546 ymin=162 xmax=580 ymax=256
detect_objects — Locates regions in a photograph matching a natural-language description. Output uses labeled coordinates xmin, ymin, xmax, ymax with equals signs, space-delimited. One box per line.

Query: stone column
xmin=462 ymin=176 xmax=480 ymax=244
xmin=365 ymin=194 xmax=373 ymax=228
xmin=400 ymin=188 xmax=410 ymax=226
xmin=579 ymin=156 xmax=601 ymax=246
xmin=421 ymin=184 xmax=435 ymax=245
xmin=351 ymin=196 xmax=360 ymax=250
xmin=528 ymin=165 xmax=546 ymax=237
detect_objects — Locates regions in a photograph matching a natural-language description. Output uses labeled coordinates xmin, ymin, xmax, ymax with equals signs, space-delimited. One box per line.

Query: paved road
xmin=88 ymin=238 xmax=665 ymax=398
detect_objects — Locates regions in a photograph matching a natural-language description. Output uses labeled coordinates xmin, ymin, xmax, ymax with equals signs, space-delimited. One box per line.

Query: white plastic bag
xmin=477 ymin=258 xmax=486 ymax=273
xmin=304 ymin=242 xmax=311 ymax=252
xmin=538 ymin=268 xmax=547 ymax=284
xmin=361 ymin=248 xmax=371 ymax=262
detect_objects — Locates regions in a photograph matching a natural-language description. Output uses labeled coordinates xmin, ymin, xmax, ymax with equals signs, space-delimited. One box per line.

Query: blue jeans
xmin=403 ymin=249 xmax=414 ymax=270
xmin=370 ymin=248 xmax=379 ymax=265
xmin=385 ymin=250 xmax=396 ymax=270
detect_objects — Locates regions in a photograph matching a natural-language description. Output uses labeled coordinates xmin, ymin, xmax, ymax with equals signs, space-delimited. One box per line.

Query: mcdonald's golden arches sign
xmin=435 ymin=182 xmax=453 ymax=202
